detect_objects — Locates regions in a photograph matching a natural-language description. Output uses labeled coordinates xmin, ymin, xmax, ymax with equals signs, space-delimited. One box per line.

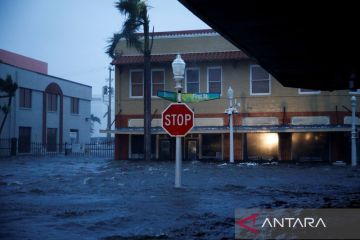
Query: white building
xmin=0 ymin=50 xmax=92 ymax=153
xmin=91 ymin=94 xmax=114 ymax=139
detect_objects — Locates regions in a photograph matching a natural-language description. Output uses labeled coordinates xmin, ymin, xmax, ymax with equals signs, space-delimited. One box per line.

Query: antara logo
xmin=262 ymin=217 xmax=327 ymax=228
xmin=236 ymin=213 xmax=260 ymax=234
xmin=236 ymin=213 xmax=326 ymax=234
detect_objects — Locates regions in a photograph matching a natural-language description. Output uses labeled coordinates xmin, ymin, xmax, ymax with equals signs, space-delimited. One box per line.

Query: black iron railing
xmin=0 ymin=138 xmax=114 ymax=158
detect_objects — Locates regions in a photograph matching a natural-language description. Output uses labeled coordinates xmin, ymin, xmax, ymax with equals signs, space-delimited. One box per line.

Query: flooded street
xmin=1 ymin=156 xmax=359 ymax=239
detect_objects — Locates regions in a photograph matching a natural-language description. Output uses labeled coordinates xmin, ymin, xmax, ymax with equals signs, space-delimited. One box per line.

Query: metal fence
xmin=29 ymin=142 xmax=66 ymax=156
xmin=0 ymin=138 xmax=11 ymax=157
xmin=65 ymin=141 xmax=114 ymax=157
xmin=0 ymin=138 xmax=114 ymax=158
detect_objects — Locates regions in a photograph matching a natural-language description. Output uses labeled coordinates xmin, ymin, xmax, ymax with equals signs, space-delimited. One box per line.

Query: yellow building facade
xmin=111 ymin=29 xmax=357 ymax=163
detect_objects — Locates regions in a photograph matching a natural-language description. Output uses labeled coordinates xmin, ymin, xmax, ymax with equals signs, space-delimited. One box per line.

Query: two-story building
xmin=110 ymin=29 xmax=358 ymax=163
xmin=0 ymin=49 xmax=92 ymax=154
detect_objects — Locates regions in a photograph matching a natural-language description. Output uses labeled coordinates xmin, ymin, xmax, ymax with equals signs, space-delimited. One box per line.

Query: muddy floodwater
xmin=0 ymin=156 xmax=359 ymax=239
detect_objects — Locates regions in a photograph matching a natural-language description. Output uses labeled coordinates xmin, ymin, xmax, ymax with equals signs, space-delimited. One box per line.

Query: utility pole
xmin=107 ymin=66 xmax=114 ymax=140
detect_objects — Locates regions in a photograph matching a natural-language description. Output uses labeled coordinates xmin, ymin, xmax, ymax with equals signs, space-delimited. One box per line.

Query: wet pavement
xmin=0 ymin=156 xmax=359 ymax=239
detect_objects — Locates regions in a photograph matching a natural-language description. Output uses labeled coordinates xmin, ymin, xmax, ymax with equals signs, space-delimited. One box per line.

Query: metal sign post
xmin=162 ymin=103 xmax=194 ymax=187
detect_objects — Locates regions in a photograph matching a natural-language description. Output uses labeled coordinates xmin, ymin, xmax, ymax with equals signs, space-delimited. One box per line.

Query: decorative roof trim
xmin=135 ymin=29 xmax=218 ymax=39
xmin=112 ymin=50 xmax=248 ymax=65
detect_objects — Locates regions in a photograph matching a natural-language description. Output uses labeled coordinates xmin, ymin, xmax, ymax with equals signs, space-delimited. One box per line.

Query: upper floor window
xmin=207 ymin=67 xmax=222 ymax=94
xmin=71 ymin=97 xmax=79 ymax=114
xmin=250 ymin=65 xmax=271 ymax=95
xmin=47 ymin=93 xmax=57 ymax=111
xmin=19 ymin=87 xmax=32 ymax=108
xmin=130 ymin=70 xmax=143 ymax=98
xmin=299 ymin=89 xmax=321 ymax=94
xmin=151 ymin=69 xmax=165 ymax=97
xmin=186 ymin=68 xmax=200 ymax=93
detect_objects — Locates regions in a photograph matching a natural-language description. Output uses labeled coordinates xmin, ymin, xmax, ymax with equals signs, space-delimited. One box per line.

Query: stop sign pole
xmin=162 ymin=103 xmax=194 ymax=188
xmin=166 ymin=54 xmax=190 ymax=188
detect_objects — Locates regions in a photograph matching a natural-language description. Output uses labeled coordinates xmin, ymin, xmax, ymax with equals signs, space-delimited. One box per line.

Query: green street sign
xmin=157 ymin=91 xmax=220 ymax=103
xmin=182 ymin=92 xmax=220 ymax=102
xmin=157 ymin=91 xmax=177 ymax=102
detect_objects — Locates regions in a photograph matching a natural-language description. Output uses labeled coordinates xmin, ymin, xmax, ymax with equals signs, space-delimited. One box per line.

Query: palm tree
xmin=0 ymin=75 xmax=18 ymax=136
xmin=106 ymin=0 xmax=153 ymax=161
xmin=90 ymin=114 xmax=101 ymax=134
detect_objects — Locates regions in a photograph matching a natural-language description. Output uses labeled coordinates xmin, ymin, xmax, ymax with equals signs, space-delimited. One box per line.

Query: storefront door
xmin=187 ymin=140 xmax=197 ymax=161
xmin=159 ymin=139 xmax=171 ymax=160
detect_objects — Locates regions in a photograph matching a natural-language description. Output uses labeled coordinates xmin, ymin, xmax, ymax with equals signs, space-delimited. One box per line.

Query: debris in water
xmin=7 ymin=181 xmax=23 ymax=186
xmin=262 ymin=162 xmax=278 ymax=166
xmin=83 ymin=177 xmax=92 ymax=185
xmin=237 ymin=162 xmax=258 ymax=167
xmin=333 ymin=161 xmax=346 ymax=166
xmin=217 ymin=163 xmax=227 ymax=167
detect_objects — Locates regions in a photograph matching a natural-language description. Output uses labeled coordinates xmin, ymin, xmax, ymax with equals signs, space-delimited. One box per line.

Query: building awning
xmin=112 ymin=51 xmax=248 ymax=65
xmin=179 ymin=0 xmax=360 ymax=91
xmin=101 ymin=125 xmax=352 ymax=135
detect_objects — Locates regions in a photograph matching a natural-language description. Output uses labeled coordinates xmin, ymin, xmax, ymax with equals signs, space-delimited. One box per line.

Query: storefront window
xmin=202 ymin=134 xmax=222 ymax=158
xmin=131 ymin=135 xmax=156 ymax=157
xmin=292 ymin=133 xmax=329 ymax=161
xmin=247 ymin=133 xmax=279 ymax=160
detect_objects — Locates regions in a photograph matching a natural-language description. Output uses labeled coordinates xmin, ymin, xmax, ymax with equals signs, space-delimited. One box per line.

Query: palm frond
xmin=90 ymin=114 xmax=101 ymax=124
xmin=116 ymin=0 xmax=140 ymax=15
xmin=106 ymin=33 xmax=122 ymax=58
xmin=127 ymin=33 xmax=144 ymax=53
xmin=122 ymin=17 xmax=143 ymax=50
xmin=137 ymin=1 xmax=148 ymax=21
xmin=106 ymin=0 xmax=150 ymax=57
xmin=0 ymin=75 xmax=18 ymax=97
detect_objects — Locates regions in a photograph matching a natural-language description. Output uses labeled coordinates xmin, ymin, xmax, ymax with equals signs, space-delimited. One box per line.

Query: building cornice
xmin=112 ymin=50 xmax=248 ymax=65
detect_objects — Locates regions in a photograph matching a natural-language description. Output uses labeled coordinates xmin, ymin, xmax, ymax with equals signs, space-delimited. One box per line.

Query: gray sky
xmin=0 ymin=0 xmax=209 ymax=94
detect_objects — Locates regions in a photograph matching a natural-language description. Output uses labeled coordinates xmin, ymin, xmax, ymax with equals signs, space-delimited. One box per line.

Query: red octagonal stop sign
xmin=162 ymin=103 xmax=194 ymax=137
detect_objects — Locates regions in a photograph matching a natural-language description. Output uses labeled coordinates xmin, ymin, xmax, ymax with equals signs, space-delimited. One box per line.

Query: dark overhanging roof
xmin=179 ymin=0 xmax=360 ymax=91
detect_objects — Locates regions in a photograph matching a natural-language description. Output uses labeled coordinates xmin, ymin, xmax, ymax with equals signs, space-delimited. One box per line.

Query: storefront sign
xmin=291 ymin=116 xmax=330 ymax=125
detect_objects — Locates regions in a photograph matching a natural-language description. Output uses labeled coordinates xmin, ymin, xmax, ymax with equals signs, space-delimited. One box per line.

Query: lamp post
xmin=172 ymin=54 xmax=186 ymax=188
xmin=107 ymin=66 xmax=114 ymax=140
xmin=225 ymin=86 xmax=238 ymax=163
xmin=351 ymin=95 xmax=357 ymax=166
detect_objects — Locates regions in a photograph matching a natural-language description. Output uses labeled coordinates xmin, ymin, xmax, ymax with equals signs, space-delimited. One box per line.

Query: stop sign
xmin=162 ymin=103 xmax=194 ymax=137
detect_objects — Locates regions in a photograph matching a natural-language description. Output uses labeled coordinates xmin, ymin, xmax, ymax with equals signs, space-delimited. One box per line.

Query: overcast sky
xmin=0 ymin=0 xmax=209 ymax=94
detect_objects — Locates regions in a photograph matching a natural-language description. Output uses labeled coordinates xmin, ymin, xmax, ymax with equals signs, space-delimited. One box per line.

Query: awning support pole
xmin=351 ymin=96 xmax=357 ymax=166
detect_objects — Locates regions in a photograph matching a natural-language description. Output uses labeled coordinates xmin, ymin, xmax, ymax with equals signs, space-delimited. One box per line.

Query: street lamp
xmin=225 ymin=86 xmax=239 ymax=163
xmin=172 ymin=54 xmax=186 ymax=187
